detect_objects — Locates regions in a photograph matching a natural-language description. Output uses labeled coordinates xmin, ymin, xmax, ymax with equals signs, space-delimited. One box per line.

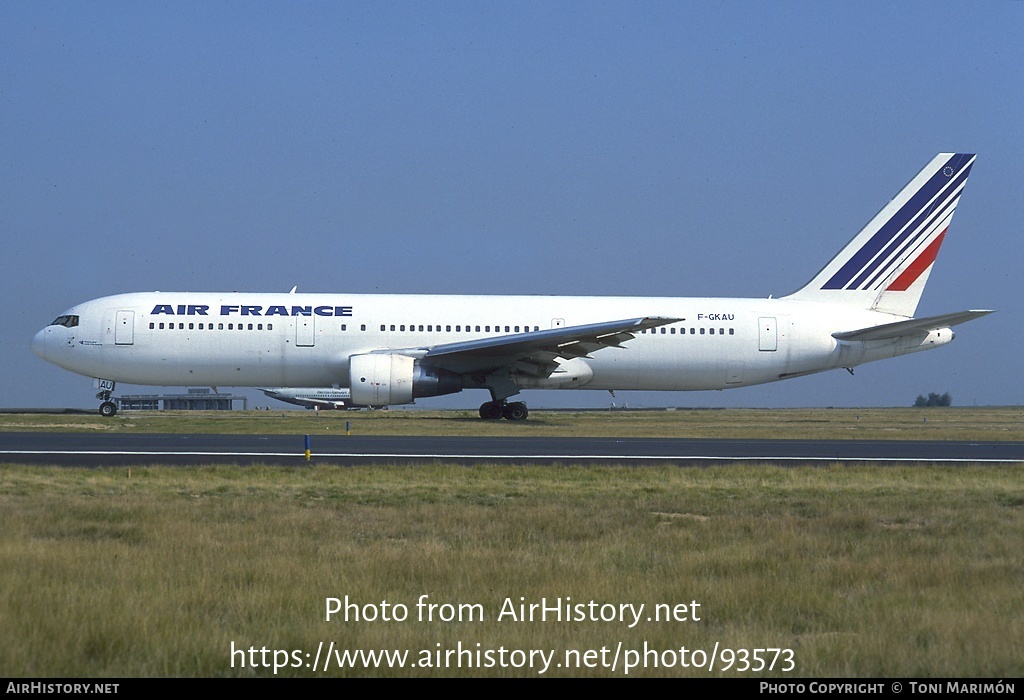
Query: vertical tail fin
xmin=785 ymin=153 xmax=975 ymax=317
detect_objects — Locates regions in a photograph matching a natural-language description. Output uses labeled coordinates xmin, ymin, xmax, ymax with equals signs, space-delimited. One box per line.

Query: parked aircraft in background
xmin=259 ymin=387 xmax=359 ymax=410
xmin=32 ymin=153 xmax=992 ymax=419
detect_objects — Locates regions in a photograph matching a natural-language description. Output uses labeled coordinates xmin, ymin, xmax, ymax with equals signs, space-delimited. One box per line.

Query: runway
xmin=2 ymin=432 xmax=1022 ymax=466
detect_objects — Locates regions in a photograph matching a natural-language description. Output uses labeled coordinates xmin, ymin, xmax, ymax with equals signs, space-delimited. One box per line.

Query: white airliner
xmin=32 ymin=153 xmax=992 ymax=419
xmin=259 ymin=387 xmax=358 ymax=410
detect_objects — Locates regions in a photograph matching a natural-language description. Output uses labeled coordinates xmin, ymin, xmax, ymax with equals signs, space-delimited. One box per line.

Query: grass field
xmin=3 ymin=405 xmax=1024 ymax=440
xmin=2 ymin=409 xmax=1022 ymax=677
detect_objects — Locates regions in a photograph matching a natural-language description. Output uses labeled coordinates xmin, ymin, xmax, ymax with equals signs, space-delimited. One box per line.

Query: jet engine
xmin=348 ymin=353 xmax=462 ymax=406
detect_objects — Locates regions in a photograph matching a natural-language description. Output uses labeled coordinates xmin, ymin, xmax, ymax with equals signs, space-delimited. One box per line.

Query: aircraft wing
xmin=832 ymin=310 xmax=994 ymax=342
xmin=416 ymin=316 xmax=680 ymax=377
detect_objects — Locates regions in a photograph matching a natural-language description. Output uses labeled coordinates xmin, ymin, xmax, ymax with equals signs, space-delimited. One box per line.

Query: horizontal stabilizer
xmin=832 ymin=310 xmax=994 ymax=342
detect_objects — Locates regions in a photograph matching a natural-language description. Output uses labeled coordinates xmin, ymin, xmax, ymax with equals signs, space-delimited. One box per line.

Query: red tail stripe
xmin=886 ymin=230 xmax=946 ymax=292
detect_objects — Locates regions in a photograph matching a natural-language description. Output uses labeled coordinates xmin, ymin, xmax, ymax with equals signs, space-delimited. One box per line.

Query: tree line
xmin=914 ymin=392 xmax=952 ymax=407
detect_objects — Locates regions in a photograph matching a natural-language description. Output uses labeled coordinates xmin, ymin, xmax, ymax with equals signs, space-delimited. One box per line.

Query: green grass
xmin=2 ymin=462 xmax=1022 ymax=677
xmin=3 ymin=405 xmax=1024 ymax=440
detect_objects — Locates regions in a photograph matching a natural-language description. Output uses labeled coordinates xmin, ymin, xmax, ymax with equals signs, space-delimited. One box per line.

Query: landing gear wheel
xmin=99 ymin=401 xmax=118 ymax=418
xmin=502 ymin=402 xmax=529 ymax=421
xmin=479 ymin=401 xmax=504 ymax=420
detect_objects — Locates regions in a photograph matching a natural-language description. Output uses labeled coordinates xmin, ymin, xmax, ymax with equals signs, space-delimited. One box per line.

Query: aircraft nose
xmin=30 ymin=328 xmax=49 ymax=361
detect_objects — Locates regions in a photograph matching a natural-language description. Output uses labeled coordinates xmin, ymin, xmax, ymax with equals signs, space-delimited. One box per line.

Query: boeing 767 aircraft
xmin=32 ymin=153 xmax=992 ymax=419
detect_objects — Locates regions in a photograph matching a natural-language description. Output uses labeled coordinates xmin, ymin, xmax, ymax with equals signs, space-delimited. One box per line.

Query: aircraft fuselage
xmin=31 ymin=291 xmax=942 ymax=392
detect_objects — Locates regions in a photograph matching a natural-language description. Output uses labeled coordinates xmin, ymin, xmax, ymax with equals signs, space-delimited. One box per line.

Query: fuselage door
xmin=758 ymin=317 xmax=777 ymax=352
xmin=296 ymin=316 xmax=315 ymax=347
xmin=115 ymin=310 xmax=135 ymax=345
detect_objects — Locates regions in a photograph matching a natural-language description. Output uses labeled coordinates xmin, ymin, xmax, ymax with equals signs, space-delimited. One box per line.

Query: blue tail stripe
xmin=851 ymin=165 xmax=970 ymax=290
xmin=822 ymin=155 xmax=971 ymax=290
xmin=851 ymin=165 xmax=968 ymax=290
xmin=860 ymin=185 xmax=962 ymax=290
xmin=823 ymin=154 xmax=966 ymax=290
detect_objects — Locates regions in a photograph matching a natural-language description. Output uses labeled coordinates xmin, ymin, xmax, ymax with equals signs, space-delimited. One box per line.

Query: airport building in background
xmin=116 ymin=388 xmax=247 ymax=411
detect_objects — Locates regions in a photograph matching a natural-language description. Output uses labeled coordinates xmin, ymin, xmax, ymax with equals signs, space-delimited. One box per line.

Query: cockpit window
xmin=49 ymin=315 xmax=79 ymax=328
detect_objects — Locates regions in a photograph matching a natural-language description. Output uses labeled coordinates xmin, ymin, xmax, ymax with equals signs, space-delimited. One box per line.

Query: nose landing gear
xmin=95 ymin=380 xmax=117 ymax=417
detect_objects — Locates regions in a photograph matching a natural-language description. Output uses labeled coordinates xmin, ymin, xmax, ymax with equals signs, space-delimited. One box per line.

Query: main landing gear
xmin=479 ymin=400 xmax=529 ymax=421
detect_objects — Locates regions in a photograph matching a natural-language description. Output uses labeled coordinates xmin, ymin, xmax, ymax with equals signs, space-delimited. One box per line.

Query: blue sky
xmin=3 ymin=2 xmax=1022 ymax=410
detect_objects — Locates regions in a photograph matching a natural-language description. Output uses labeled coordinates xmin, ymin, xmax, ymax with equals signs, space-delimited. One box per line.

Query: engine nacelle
xmin=348 ymin=353 xmax=462 ymax=406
